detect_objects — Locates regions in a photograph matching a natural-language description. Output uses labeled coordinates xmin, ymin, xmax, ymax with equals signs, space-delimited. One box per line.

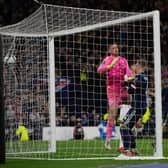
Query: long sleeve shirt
xmin=128 ymin=72 xmax=148 ymax=109
xmin=97 ymin=55 xmax=133 ymax=87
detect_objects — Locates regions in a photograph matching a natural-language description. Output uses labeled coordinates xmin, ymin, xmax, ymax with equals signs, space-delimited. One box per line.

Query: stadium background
xmin=0 ymin=0 xmax=168 ymax=167
xmin=1 ymin=0 xmax=167 ymax=130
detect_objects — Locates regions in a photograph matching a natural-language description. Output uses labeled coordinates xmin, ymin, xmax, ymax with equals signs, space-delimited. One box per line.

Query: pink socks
xmin=106 ymin=118 xmax=114 ymax=139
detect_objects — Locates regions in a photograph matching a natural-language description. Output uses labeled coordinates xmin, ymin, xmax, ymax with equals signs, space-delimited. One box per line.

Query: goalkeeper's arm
xmin=124 ymin=77 xmax=135 ymax=87
xmin=97 ymin=57 xmax=119 ymax=73
xmin=106 ymin=57 xmax=118 ymax=70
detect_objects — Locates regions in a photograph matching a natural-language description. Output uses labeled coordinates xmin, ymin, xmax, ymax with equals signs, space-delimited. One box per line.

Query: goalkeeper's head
xmin=108 ymin=43 xmax=119 ymax=57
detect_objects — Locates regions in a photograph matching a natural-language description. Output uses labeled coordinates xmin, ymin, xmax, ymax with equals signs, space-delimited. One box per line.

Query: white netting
xmin=3 ymin=36 xmax=49 ymax=157
xmin=0 ymin=4 xmax=162 ymax=160
xmin=0 ymin=5 xmax=138 ymax=36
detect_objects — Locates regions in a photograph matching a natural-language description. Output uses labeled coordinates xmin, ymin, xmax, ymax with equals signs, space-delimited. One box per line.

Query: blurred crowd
xmin=1 ymin=0 xmax=168 ymax=139
xmin=125 ymin=0 xmax=168 ymax=135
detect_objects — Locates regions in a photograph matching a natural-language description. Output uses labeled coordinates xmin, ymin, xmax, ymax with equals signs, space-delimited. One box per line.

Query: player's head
xmin=108 ymin=43 xmax=119 ymax=56
xmin=136 ymin=59 xmax=147 ymax=68
xmin=134 ymin=59 xmax=147 ymax=74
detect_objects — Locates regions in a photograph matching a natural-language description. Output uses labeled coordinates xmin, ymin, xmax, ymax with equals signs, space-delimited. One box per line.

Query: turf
xmin=1 ymin=159 xmax=168 ymax=168
xmin=6 ymin=138 xmax=168 ymax=159
xmin=2 ymin=138 xmax=168 ymax=168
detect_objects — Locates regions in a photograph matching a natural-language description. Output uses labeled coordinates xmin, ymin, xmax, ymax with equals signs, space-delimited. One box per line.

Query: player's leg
xmin=105 ymin=96 xmax=119 ymax=150
xmin=120 ymin=108 xmax=136 ymax=155
xmin=118 ymin=95 xmax=131 ymax=152
xmin=105 ymin=107 xmax=118 ymax=150
xmin=118 ymin=105 xmax=131 ymax=152
xmin=130 ymin=109 xmax=147 ymax=155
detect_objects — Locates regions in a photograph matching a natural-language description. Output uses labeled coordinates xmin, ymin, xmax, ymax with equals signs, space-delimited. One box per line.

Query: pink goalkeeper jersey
xmin=97 ymin=55 xmax=133 ymax=87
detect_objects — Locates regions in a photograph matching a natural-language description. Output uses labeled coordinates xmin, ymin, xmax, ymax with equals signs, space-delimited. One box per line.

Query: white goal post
xmin=0 ymin=4 xmax=163 ymax=160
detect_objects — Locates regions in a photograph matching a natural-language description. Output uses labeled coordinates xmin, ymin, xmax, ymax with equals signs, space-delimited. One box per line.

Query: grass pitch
xmin=5 ymin=138 xmax=168 ymax=159
xmin=1 ymin=138 xmax=168 ymax=168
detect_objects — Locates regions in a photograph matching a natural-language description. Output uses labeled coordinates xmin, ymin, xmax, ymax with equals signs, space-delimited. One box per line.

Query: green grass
xmin=1 ymin=159 xmax=168 ymax=168
xmin=1 ymin=138 xmax=168 ymax=168
xmin=5 ymin=138 xmax=168 ymax=159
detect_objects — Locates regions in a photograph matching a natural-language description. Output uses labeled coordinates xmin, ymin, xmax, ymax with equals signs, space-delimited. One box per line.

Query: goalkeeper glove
xmin=103 ymin=113 xmax=108 ymax=121
xmin=124 ymin=77 xmax=135 ymax=87
xmin=107 ymin=57 xmax=118 ymax=70
xmin=142 ymin=107 xmax=150 ymax=124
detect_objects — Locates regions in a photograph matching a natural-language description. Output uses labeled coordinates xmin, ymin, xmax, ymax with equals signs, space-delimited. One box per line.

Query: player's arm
xmin=97 ymin=57 xmax=109 ymax=73
xmin=125 ymin=59 xmax=134 ymax=79
xmin=97 ymin=58 xmax=107 ymax=73
xmin=97 ymin=57 xmax=118 ymax=73
xmin=123 ymin=60 xmax=134 ymax=88
xmin=124 ymin=73 xmax=136 ymax=94
xmin=124 ymin=74 xmax=135 ymax=89
xmin=127 ymin=78 xmax=136 ymax=94
xmin=106 ymin=57 xmax=118 ymax=70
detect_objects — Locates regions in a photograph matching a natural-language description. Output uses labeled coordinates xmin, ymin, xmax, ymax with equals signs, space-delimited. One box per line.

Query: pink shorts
xmin=107 ymin=85 xmax=129 ymax=108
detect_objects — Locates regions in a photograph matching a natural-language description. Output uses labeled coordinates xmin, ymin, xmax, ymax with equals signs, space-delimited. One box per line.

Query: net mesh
xmin=0 ymin=5 xmax=138 ymax=35
xmin=0 ymin=4 xmax=162 ymax=159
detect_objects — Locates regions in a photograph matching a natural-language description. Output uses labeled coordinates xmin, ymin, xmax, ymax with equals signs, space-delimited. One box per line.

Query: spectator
xmin=73 ymin=122 xmax=84 ymax=140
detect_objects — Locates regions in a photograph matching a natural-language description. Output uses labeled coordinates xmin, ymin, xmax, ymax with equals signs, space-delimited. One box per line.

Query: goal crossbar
xmin=49 ymin=10 xmax=158 ymax=37
xmin=0 ymin=10 xmax=158 ymax=38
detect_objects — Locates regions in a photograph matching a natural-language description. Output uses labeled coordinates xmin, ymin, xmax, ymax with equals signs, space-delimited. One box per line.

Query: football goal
xmin=0 ymin=4 xmax=164 ymax=160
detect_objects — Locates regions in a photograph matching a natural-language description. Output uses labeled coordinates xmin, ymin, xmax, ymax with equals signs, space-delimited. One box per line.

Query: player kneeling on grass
xmin=120 ymin=59 xmax=148 ymax=156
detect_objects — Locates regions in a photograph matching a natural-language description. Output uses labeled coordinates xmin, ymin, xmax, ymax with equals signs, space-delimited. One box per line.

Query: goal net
xmin=0 ymin=4 xmax=163 ymax=160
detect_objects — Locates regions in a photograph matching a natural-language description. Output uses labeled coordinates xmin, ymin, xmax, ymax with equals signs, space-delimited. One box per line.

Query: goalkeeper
xmin=97 ymin=43 xmax=133 ymax=150
xmin=120 ymin=59 xmax=148 ymax=156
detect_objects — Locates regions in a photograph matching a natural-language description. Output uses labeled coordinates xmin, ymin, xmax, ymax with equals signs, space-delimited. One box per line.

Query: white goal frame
xmin=0 ymin=5 xmax=162 ymax=160
xmin=49 ymin=10 xmax=162 ymax=159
